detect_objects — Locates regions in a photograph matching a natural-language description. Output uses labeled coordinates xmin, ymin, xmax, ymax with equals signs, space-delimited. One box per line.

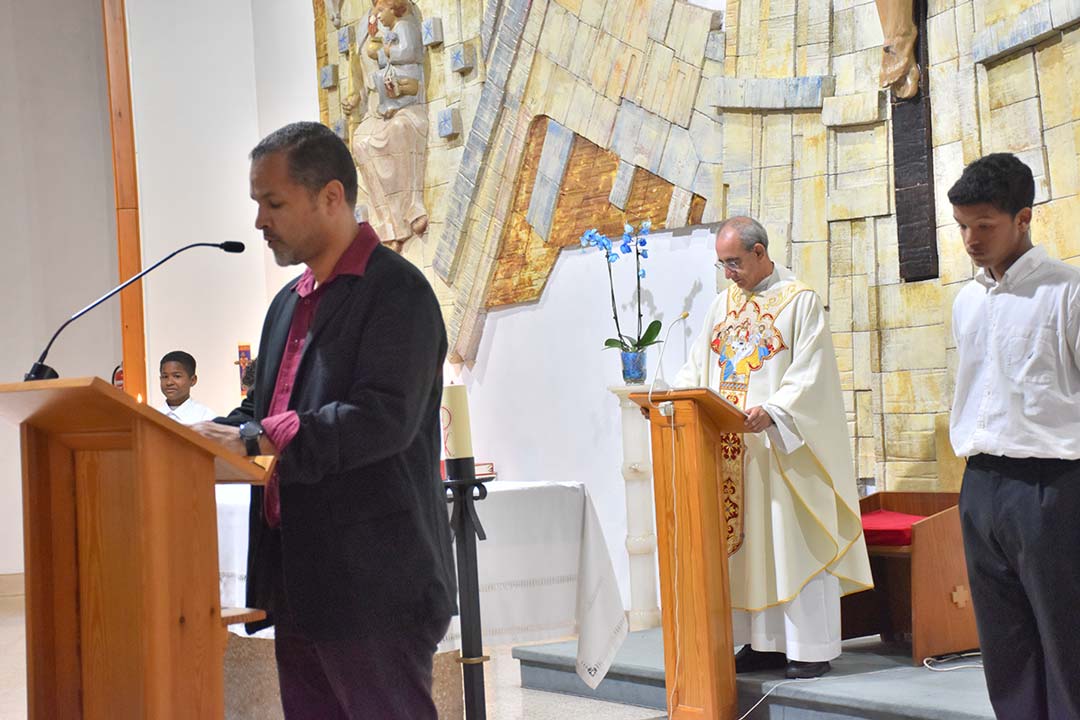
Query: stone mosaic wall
xmin=312 ymin=0 xmax=1080 ymax=492
xmin=486 ymin=117 xmax=706 ymax=307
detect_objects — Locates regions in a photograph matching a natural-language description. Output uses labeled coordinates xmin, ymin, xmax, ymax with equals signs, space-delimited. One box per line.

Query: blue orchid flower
xmin=578 ymin=219 xmax=660 ymax=353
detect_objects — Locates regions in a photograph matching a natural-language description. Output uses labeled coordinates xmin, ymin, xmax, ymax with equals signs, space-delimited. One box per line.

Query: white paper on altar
xmin=216 ymin=480 xmax=628 ymax=688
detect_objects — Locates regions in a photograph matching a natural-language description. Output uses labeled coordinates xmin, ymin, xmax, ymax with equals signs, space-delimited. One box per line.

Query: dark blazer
xmin=230 ymin=242 xmax=457 ymax=639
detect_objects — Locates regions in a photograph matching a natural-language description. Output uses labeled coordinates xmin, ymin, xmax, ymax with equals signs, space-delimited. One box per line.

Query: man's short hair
xmin=160 ymin=350 xmax=196 ymax=377
xmin=717 ymin=216 xmax=770 ymax=251
xmin=947 ymin=153 xmax=1035 ymax=217
xmin=250 ymin=122 xmax=359 ymax=207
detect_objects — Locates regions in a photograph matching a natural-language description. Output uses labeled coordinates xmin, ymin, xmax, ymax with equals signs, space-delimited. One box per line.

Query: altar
xmin=216 ymin=479 xmax=629 ymax=688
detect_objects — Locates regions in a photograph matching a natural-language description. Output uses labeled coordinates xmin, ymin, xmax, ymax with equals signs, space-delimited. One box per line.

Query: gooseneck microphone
xmin=24 ymin=241 xmax=245 ymax=381
xmin=648 ymin=311 xmax=691 ymax=408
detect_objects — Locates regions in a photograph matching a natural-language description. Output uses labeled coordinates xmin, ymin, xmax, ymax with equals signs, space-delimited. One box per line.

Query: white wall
xmin=126 ymin=0 xmax=319 ymax=414
xmin=126 ymin=0 xmax=274 ymax=416
xmin=250 ymin=0 xmax=321 ymax=298
xmin=460 ymin=228 xmax=721 ymax=604
xmin=0 ymin=0 xmax=123 ymax=573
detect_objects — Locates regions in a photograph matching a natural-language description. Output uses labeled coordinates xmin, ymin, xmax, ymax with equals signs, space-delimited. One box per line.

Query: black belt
xmin=968 ymin=453 xmax=1080 ymax=475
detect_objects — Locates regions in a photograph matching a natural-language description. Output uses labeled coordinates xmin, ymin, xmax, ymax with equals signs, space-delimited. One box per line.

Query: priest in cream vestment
xmin=674 ymin=217 xmax=872 ymax=679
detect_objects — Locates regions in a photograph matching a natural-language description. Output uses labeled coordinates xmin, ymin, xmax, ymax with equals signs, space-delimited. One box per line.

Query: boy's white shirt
xmin=160 ymin=397 xmax=217 ymax=425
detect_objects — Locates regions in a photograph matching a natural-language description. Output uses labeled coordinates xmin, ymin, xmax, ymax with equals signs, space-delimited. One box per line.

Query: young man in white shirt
xmin=159 ymin=350 xmax=217 ymax=425
xmin=948 ymin=153 xmax=1080 ymax=719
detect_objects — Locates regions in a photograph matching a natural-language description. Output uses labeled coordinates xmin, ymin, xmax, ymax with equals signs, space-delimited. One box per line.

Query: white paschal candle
xmin=440 ymin=384 xmax=474 ymax=459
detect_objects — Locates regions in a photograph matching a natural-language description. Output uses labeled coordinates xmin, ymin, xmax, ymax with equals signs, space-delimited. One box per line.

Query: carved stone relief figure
xmin=348 ymin=0 xmax=429 ymax=252
xmin=875 ymin=0 xmax=919 ymax=99
xmin=324 ymin=0 xmax=344 ymax=29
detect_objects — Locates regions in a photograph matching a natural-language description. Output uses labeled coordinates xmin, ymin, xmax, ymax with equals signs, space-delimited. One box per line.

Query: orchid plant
xmin=580 ymin=221 xmax=662 ymax=353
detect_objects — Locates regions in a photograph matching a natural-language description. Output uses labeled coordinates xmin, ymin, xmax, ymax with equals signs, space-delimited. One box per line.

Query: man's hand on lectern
xmin=191 ymin=421 xmax=247 ymax=455
xmin=743 ymin=406 xmax=775 ymax=433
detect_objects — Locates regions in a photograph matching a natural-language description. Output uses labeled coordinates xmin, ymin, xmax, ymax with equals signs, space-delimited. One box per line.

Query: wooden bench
xmin=841 ymin=492 xmax=980 ymax=665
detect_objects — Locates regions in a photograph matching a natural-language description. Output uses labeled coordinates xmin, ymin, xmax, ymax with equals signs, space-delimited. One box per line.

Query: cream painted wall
xmin=125 ymin=0 xmax=318 ymax=514
xmin=250 ymin=0 xmax=322 ymax=300
xmin=0 ymin=0 xmax=322 ymax=574
xmin=0 ymin=0 xmax=123 ymax=573
xmin=126 ymin=0 xmax=273 ymax=417
xmin=126 ymin=0 xmax=320 ymax=417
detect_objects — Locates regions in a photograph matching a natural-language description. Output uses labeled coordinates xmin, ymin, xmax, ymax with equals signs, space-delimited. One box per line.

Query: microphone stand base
xmin=24 ymin=363 xmax=59 ymax=382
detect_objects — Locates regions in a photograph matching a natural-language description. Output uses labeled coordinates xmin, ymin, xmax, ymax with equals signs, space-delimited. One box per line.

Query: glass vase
xmin=620 ymin=350 xmax=647 ymax=385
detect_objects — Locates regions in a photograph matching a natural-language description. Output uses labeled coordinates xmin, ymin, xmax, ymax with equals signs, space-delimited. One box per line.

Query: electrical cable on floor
xmin=736 ymin=650 xmax=978 ymax=719
xmin=731 ymin=650 xmax=983 ymax=718
xmin=922 ymin=651 xmax=983 ymax=672
xmin=736 ymin=678 xmax=821 ymax=720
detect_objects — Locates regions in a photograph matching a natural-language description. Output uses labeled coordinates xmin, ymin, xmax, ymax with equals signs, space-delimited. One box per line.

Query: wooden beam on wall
xmin=100 ymin=0 xmax=147 ymax=399
xmin=892 ymin=0 xmax=939 ymax=282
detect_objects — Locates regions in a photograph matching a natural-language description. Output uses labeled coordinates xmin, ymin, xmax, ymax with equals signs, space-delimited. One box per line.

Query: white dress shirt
xmin=159 ymin=397 xmax=218 ymax=426
xmin=950 ymin=246 xmax=1080 ymax=459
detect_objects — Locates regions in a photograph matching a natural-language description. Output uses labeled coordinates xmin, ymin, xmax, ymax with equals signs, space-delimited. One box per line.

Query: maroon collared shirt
xmin=261 ymin=225 xmax=380 ymax=528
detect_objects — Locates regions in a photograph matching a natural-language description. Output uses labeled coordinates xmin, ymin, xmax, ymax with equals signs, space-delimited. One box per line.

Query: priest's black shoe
xmin=734 ymin=646 xmax=787 ymax=673
xmin=785 ymin=660 xmax=831 ymax=679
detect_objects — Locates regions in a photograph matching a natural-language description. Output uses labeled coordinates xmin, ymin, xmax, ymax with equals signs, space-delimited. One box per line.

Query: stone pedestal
xmin=431 ymin=650 xmax=465 ymax=719
xmin=609 ymin=384 xmax=662 ymax=631
xmin=222 ymin=635 xmax=463 ymax=719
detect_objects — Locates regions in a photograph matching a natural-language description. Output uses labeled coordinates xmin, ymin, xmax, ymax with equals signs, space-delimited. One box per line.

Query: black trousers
xmin=274 ymin=614 xmax=450 ymax=720
xmin=271 ymin=571 xmax=451 ymax=720
xmin=959 ymin=454 xmax=1080 ymax=720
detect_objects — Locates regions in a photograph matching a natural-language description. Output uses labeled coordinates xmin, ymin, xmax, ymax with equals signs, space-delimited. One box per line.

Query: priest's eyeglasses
xmin=715 ymin=258 xmax=743 ymax=271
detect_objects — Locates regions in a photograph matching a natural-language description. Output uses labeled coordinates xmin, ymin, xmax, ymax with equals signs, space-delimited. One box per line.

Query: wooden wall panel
xmin=100 ymin=0 xmax=146 ymax=399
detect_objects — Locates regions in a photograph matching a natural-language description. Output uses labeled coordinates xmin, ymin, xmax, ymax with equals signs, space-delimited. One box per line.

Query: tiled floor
xmin=0 ymin=596 xmax=26 ymax=720
xmin=483 ymin=642 xmax=662 ymax=720
xmin=0 ymin=595 xmax=660 ymax=719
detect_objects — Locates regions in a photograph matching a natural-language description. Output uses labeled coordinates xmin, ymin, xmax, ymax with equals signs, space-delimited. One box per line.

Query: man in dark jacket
xmin=195 ymin=121 xmax=456 ymax=719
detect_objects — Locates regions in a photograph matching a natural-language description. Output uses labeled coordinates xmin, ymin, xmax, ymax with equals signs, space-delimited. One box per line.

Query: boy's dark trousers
xmin=959 ymin=454 xmax=1080 ymax=720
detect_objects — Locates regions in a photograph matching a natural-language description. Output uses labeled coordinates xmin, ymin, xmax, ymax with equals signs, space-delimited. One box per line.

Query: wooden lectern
xmin=630 ymin=389 xmax=747 ymax=720
xmin=0 ymin=378 xmax=270 ymax=719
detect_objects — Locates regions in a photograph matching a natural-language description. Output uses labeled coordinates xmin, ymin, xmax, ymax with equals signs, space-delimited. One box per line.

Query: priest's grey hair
xmin=716 ymin=216 xmax=770 ymax=252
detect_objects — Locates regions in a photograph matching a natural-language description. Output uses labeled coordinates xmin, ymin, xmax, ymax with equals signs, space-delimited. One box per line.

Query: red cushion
xmin=861 ymin=509 xmax=926 ymax=546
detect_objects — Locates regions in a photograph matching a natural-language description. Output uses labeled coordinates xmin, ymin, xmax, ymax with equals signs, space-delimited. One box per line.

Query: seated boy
xmin=158 ymin=350 xmax=217 ymax=425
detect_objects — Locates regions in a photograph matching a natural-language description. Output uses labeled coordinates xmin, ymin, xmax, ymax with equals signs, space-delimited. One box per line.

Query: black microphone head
xmin=220 ymin=241 xmax=245 ymax=253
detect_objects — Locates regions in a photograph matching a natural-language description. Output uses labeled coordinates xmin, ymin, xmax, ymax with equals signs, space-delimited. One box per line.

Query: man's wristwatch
xmin=238 ymin=421 xmax=264 ymax=457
